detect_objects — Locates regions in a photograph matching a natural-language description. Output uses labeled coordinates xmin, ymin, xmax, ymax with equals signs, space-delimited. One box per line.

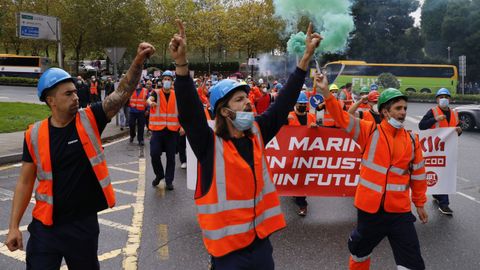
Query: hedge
xmin=0 ymin=76 xmax=38 ymax=86
xmin=404 ymin=91 xmax=480 ymax=104
xmin=145 ymin=61 xmax=239 ymax=74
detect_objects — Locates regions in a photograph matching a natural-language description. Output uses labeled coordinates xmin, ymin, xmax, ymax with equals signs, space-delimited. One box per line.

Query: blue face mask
xmin=228 ymin=109 xmax=255 ymax=131
xmin=163 ymin=80 xmax=172 ymax=90
xmin=439 ymin=98 xmax=449 ymax=108
xmin=388 ymin=117 xmax=404 ymax=129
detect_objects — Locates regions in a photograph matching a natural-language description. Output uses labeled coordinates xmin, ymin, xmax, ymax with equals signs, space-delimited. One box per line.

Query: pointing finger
xmin=175 ymin=19 xmax=186 ymax=37
xmin=306 ymin=22 xmax=313 ymax=37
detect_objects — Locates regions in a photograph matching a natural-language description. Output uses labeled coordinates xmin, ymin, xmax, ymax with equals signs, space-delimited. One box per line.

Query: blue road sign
xmin=21 ymin=26 xmax=39 ymax=37
xmin=309 ymin=94 xmax=324 ymax=108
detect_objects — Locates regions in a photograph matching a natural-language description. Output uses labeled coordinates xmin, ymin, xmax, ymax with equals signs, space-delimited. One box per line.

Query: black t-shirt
xmin=22 ymin=102 xmax=109 ymax=224
xmin=297 ymin=114 xmax=307 ymax=126
xmin=150 ymin=90 xmax=170 ymax=102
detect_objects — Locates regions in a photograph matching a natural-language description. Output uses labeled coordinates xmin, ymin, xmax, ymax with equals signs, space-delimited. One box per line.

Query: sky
xmin=411 ymin=0 xmax=424 ymax=27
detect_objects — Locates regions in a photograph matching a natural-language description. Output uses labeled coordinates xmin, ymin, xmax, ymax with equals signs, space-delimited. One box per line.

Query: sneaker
xmin=297 ymin=207 xmax=307 ymax=217
xmin=438 ymin=205 xmax=453 ymax=215
xmin=166 ymin=183 xmax=174 ymax=191
xmin=152 ymin=177 xmax=163 ymax=187
xmin=180 ymin=162 xmax=187 ymax=169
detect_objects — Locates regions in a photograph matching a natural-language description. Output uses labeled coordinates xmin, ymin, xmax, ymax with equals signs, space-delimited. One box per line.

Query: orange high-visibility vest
xmin=90 ymin=81 xmax=98 ymax=95
xmin=129 ymin=88 xmax=147 ymax=111
xmin=287 ymin=111 xmax=316 ymax=126
xmin=360 ymin=110 xmax=379 ymax=124
xmin=25 ymin=107 xmax=116 ymax=226
xmin=431 ymin=106 xmax=458 ymax=128
xmin=149 ymin=89 xmax=180 ymax=131
xmin=204 ymin=107 xmax=212 ymax=121
xmin=357 ymin=103 xmax=371 ymax=112
xmin=323 ymin=99 xmax=344 ymax=127
xmin=195 ymin=123 xmax=286 ymax=257
xmin=324 ymin=95 xmax=427 ymax=214
xmin=342 ymin=89 xmax=353 ymax=109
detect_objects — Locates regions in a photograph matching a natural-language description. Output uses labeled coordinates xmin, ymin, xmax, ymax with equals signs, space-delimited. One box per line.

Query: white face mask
xmin=227 ymin=109 xmax=255 ymax=131
xmin=439 ymin=98 xmax=449 ymax=108
xmin=388 ymin=117 xmax=404 ymax=129
xmin=163 ymin=80 xmax=172 ymax=90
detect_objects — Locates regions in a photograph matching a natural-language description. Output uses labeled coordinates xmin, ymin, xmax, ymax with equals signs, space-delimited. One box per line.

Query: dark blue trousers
xmin=177 ymin=134 xmax=187 ymax=163
xmin=211 ymin=237 xmax=274 ymax=270
xmin=129 ymin=111 xmax=145 ymax=143
xmin=150 ymin=129 xmax=178 ymax=184
xmin=348 ymin=209 xmax=425 ymax=270
xmin=433 ymin=194 xmax=450 ymax=206
xmin=26 ymin=215 xmax=100 ymax=270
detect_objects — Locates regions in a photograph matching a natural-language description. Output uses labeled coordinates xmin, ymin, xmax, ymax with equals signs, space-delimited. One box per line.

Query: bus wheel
xmin=405 ymin=88 xmax=416 ymax=93
xmin=420 ymin=88 xmax=431 ymax=93
xmin=460 ymin=113 xmax=475 ymax=131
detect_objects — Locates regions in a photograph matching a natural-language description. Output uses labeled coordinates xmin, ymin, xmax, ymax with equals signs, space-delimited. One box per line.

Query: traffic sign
xmin=17 ymin=12 xmax=60 ymax=41
xmin=248 ymin=58 xmax=260 ymax=66
xmin=309 ymin=94 xmax=324 ymax=108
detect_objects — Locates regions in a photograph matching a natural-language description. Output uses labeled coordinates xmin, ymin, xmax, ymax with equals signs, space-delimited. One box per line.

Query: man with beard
xmin=5 ymin=43 xmax=155 ymax=269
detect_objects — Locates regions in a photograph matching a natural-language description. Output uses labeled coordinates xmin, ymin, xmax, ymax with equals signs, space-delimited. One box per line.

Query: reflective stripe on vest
xmin=287 ymin=111 xmax=316 ymax=126
xmin=129 ymin=88 xmax=147 ymax=111
xmin=431 ymin=106 xmax=458 ymax=128
xmin=149 ymin=89 xmax=179 ymax=131
xmin=26 ymin=107 xmax=115 ymax=226
xmin=90 ymin=82 xmax=98 ymax=95
xmin=195 ymin=123 xmax=285 ymax=256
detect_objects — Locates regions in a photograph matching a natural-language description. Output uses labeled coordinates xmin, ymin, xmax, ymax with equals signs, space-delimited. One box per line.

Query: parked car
xmin=456 ymin=105 xmax=480 ymax=131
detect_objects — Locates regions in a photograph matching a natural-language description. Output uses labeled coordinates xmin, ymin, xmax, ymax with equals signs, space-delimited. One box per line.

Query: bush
xmin=145 ymin=61 xmax=239 ymax=75
xmin=377 ymin=73 xmax=400 ymax=89
xmin=0 ymin=76 xmax=38 ymax=86
xmin=404 ymin=91 xmax=480 ymax=104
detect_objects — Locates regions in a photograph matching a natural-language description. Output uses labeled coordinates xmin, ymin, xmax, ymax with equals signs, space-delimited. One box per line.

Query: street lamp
xmin=447 ymin=46 xmax=451 ymax=63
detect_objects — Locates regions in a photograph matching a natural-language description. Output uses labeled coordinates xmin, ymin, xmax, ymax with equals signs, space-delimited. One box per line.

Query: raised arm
xmin=102 ymin=43 xmax=155 ymax=120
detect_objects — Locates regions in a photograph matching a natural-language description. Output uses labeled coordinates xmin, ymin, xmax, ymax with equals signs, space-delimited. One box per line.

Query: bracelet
xmin=174 ymin=61 xmax=189 ymax=67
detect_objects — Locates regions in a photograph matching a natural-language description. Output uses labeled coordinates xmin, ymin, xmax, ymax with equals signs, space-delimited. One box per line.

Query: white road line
xmin=103 ymin=136 xmax=130 ymax=147
xmin=99 ymin=204 xmax=133 ymax=215
xmin=114 ymin=188 xmax=136 ymax=196
xmin=0 ymin=225 xmax=28 ymax=236
xmin=98 ymin=218 xmax=132 ymax=231
xmin=0 ymin=243 xmax=25 ymax=262
xmin=122 ymin=158 xmax=146 ymax=269
xmin=108 ymin=166 xmax=139 ymax=174
xmin=112 ymin=179 xmax=138 ymax=185
xmin=457 ymin=192 xmax=480 ymax=204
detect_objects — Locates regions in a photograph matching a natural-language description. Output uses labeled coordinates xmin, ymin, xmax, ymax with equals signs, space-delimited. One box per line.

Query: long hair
xmin=214 ymin=97 xmax=253 ymax=140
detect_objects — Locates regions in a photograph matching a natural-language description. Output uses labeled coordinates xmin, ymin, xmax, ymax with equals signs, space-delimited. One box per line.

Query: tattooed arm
xmin=103 ymin=42 xmax=155 ymax=120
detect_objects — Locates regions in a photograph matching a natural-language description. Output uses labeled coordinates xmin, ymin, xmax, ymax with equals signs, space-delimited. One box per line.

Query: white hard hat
xmin=258 ymin=78 xmax=264 ymax=84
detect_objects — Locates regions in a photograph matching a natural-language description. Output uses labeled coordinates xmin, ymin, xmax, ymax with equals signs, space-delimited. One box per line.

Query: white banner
xmin=186 ymin=120 xmax=215 ymax=190
xmin=418 ymin=128 xmax=458 ymax=195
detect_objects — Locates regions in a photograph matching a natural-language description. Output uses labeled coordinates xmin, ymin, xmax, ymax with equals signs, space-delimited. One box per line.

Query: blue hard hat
xmin=37 ymin=68 xmax=74 ymax=101
xmin=297 ymin=92 xmax=308 ymax=103
xmin=275 ymin=83 xmax=283 ymax=90
xmin=209 ymin=79 xmax=250 ymax=113
xmin=162 ymin=70 xmax=174 ymax=78
xmin=370 ymin=84 xmax=378 ymax=91
xmin=436 ymin=88 xmax=451 ymax=97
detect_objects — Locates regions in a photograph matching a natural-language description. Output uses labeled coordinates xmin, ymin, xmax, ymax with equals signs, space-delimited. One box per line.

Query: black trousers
xmin=150 ymin=129 xmax=178 ymax=184
xmin=348 ymin=209 xmax=425 ymax=270
xmin=211 ymin=237 xmax=274 ymax=270
xmin=177 ymin=134 xmax=187 ymax=163
xmin=129 ymin=111 xmax=145 ymax=143
xmin=26 ymin=215 xmax=100 ymax=270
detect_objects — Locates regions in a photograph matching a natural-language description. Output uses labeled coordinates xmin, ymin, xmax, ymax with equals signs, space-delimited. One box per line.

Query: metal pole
xmin=113 ymin=47 xmax=117 ymax=81
xmin=56 ymin=18 xmax=63 ymax=68
xmin=447 ymin=47 xmax=451 ymax=63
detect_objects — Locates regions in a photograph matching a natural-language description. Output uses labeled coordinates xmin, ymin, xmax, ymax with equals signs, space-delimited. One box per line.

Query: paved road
xmin=0 ymin=85 xmax=42 ymax=104
xmin=0 ymin=102 xmax=479 ymax=269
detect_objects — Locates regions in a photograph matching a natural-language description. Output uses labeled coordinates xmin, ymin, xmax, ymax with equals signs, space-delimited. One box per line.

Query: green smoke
xmin=274 ymin=0 xmax=355 ymax=55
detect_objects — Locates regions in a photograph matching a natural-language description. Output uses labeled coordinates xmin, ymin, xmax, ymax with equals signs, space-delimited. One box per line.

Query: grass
xmin=0 ymin=102 xmax=51 ymax=133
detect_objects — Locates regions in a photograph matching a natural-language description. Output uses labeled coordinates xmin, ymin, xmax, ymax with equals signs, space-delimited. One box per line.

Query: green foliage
xmin=405 ymin=92 xmax=480 ymax=104
xmin=0 ymin=102 xmax=50 ymax=133
xmin=0 ymin=77 xmax=38 ymax=86
xmin=145 ymin=62 xmax=239 ymax=74
xmin=377 ymin=73 xmax=400 ymax=89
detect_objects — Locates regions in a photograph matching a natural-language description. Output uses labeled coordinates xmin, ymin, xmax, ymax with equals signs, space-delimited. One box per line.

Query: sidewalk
xmin=0 ymin=115 xmax=128 ymax=165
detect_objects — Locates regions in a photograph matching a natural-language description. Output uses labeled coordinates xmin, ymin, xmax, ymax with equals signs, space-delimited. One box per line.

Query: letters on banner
xmin=186 ymin=125 xmax=458 ymax=196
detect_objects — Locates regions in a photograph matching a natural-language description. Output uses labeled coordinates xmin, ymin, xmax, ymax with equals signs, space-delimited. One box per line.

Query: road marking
xmin=103 ymin=136 xmax=130 ymax=147
xmin=457 ymin=192 xmax=480 ymax=204
xmin=108 ymin=166 xmax=139 ymax=175
xmin=98 ymin=218 xmax=132 ymax=231
xmin=99 ymin=204 xmax=133 ymax=215
xmin=0 ymin=243 xmax=25 ymax=262
xmin=457 ymin=176 xmax=471 ymax=182
xmin=114 ymin=188 xmax=136 ymax=196
xmin=112 ymin=179 xmax=138 ymax=185
xmin=122 ymin=158 xmax=146 ymax=269
xmin=0 ymin=225 xmax=28 ymax=236
xmin=0 ymin=187 xmax=14 ymax=201
xmin=158 ymin=224 xmax=170 ymax=260
xmin=59 ymin=248 xmax=124 ymax=269
xmin=0 ymin=163 xmax=21 ymax=172
xmin=114 ymin=161 xmax=140 ymax=166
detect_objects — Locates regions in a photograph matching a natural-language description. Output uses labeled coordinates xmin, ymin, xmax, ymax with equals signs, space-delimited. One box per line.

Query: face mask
xmin=439 ymin=98 xmax=449 ymax=108
xmin=388 ymin=117 xmax=404 ymax=129
xmin=262 ymin=88 xmax=268 ymax=93
xmin=228 ymin=109 xmax=255 ymax=131
xmin=297 ymin=105 xmax=307 ymax=113
xmin=163 ymin=80 xmax=172 ymax=90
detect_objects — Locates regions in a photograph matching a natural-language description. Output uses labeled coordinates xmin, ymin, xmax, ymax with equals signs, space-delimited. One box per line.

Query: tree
xmin=348 ymin=0 xmax=423 ymax=63
xmin=421 ymin=0 xmax=448 ymax=58
xmin=377 ymin=73 xmax=400 ymax=89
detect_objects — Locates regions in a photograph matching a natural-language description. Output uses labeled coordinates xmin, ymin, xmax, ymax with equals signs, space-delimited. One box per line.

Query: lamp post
xmin=447 ymin=46 xmax=451 ymax=63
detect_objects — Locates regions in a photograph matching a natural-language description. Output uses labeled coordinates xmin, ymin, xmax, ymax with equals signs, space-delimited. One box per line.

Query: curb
xmin=0 ymin=130 xmax=129 ymax=166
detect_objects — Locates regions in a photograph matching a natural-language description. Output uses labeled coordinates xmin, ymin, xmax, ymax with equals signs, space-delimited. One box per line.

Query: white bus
xmin=0 ymin=54 xmax=50 ymax=78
